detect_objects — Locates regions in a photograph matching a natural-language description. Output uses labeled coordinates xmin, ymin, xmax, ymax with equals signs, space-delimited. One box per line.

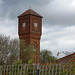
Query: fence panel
xmin=0 ymin=66 xmax=2 ymax=75
xmin=39 ymin=63 xmax=75 ymax=75
xmin=0 ymin=63 xmax=75 ymax=75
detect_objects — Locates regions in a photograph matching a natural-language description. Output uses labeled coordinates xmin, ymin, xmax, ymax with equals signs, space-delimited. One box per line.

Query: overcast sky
xmin=0 ymin=0 xmax=75 ymax=58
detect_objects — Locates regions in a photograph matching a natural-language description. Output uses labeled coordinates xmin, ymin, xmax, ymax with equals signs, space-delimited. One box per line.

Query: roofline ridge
xmin=18 ymin=9 xmax=43 ymax=18
xmin=57 ymin=52 xmax=75 ymax=60
xmin=18 ymin=14 xmax=43 ymax=18
xmin=67 ymin=54 xmax=75 ymax=63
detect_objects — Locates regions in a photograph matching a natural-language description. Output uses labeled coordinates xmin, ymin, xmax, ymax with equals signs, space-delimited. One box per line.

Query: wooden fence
xmin=0 ymin=63 xmax=75 ymax=75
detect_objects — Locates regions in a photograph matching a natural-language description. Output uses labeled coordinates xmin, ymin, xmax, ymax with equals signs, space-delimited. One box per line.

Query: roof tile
xmin=18 ymin=9 xmax=43 ymax=18
xmin=57 ymin=53 xmax=75 ymax=64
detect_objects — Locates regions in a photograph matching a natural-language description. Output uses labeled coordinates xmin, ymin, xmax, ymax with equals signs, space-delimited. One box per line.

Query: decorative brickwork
xmin=18 ymin=9 xmax=43 ymax=64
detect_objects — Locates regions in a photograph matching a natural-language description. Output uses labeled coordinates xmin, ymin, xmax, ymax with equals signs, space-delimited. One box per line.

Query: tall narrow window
xmin=33 ymin=58 xmax=35 ymax=63
xmin=33 ymin=44 xmax=35 ymax=51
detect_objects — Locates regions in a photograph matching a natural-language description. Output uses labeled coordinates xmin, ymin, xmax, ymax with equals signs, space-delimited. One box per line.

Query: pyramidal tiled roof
xmin=57 ymin=52 xmax=75 ymax=64
xmin=18 ymin=9 xmax=43 ymax=18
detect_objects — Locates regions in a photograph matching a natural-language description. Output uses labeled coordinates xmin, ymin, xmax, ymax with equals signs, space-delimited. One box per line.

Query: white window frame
xmin=22 ymin=23 xmax=26 ymax=27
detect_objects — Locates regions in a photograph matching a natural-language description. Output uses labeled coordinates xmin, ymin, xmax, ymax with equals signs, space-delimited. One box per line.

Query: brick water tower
xmin=18 ymin=9 xmax=43 ymax=63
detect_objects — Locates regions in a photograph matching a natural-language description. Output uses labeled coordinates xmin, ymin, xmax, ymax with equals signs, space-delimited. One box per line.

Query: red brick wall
xmin=18 ymin=15 xmax=42 ymax=64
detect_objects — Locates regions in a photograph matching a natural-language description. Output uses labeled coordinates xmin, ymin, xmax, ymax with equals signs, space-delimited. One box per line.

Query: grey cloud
xmin=41 ymin=25 xmax=75 ymax=55
xmin=28 ymin=0 xmax=52 ymax=6
xmin=1 ymin=0 xmax=75 ymax=26
xmin=41 ymin=25 xmax=75 ymax=42
xmin=41 ymin=8 xmax=75 ymax=26
xmin=0 ymin=0 xmax=52 ymax=20
xmin=0 ymin=19 xmax=18 ymax=38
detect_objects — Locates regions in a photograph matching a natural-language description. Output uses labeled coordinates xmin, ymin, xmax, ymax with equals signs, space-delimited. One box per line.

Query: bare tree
xmin=0 ymin=34 xmax=20 ymax=65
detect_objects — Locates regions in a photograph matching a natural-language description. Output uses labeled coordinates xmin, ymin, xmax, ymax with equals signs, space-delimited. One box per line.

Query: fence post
xmin=37 ymin=63 xmax=40 ymax=75
xmin=0 ymin=66 xmax=2 ymax=75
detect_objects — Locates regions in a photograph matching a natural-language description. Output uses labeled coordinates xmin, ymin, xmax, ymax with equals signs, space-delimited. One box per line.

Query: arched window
xmin=33 ymin=58 xmax=35 ymax=63
xmin=33 ymin=44 xmax=35 ymax=51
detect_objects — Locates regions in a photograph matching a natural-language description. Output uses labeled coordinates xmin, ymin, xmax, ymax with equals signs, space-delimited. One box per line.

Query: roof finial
xmin=29 ymin=6 xmax=31 ymax=9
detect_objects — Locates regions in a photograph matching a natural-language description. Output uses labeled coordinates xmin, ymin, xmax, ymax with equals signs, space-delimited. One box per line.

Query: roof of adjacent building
xmin=57 ymin=52 xmax=75 ymax=64
xmin=18 ymin=9 xmax=43 ymax=18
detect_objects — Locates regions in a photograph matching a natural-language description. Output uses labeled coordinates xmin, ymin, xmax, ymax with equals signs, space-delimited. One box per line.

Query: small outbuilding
xmin=57 ymin=52 xmax=75 ymax=64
